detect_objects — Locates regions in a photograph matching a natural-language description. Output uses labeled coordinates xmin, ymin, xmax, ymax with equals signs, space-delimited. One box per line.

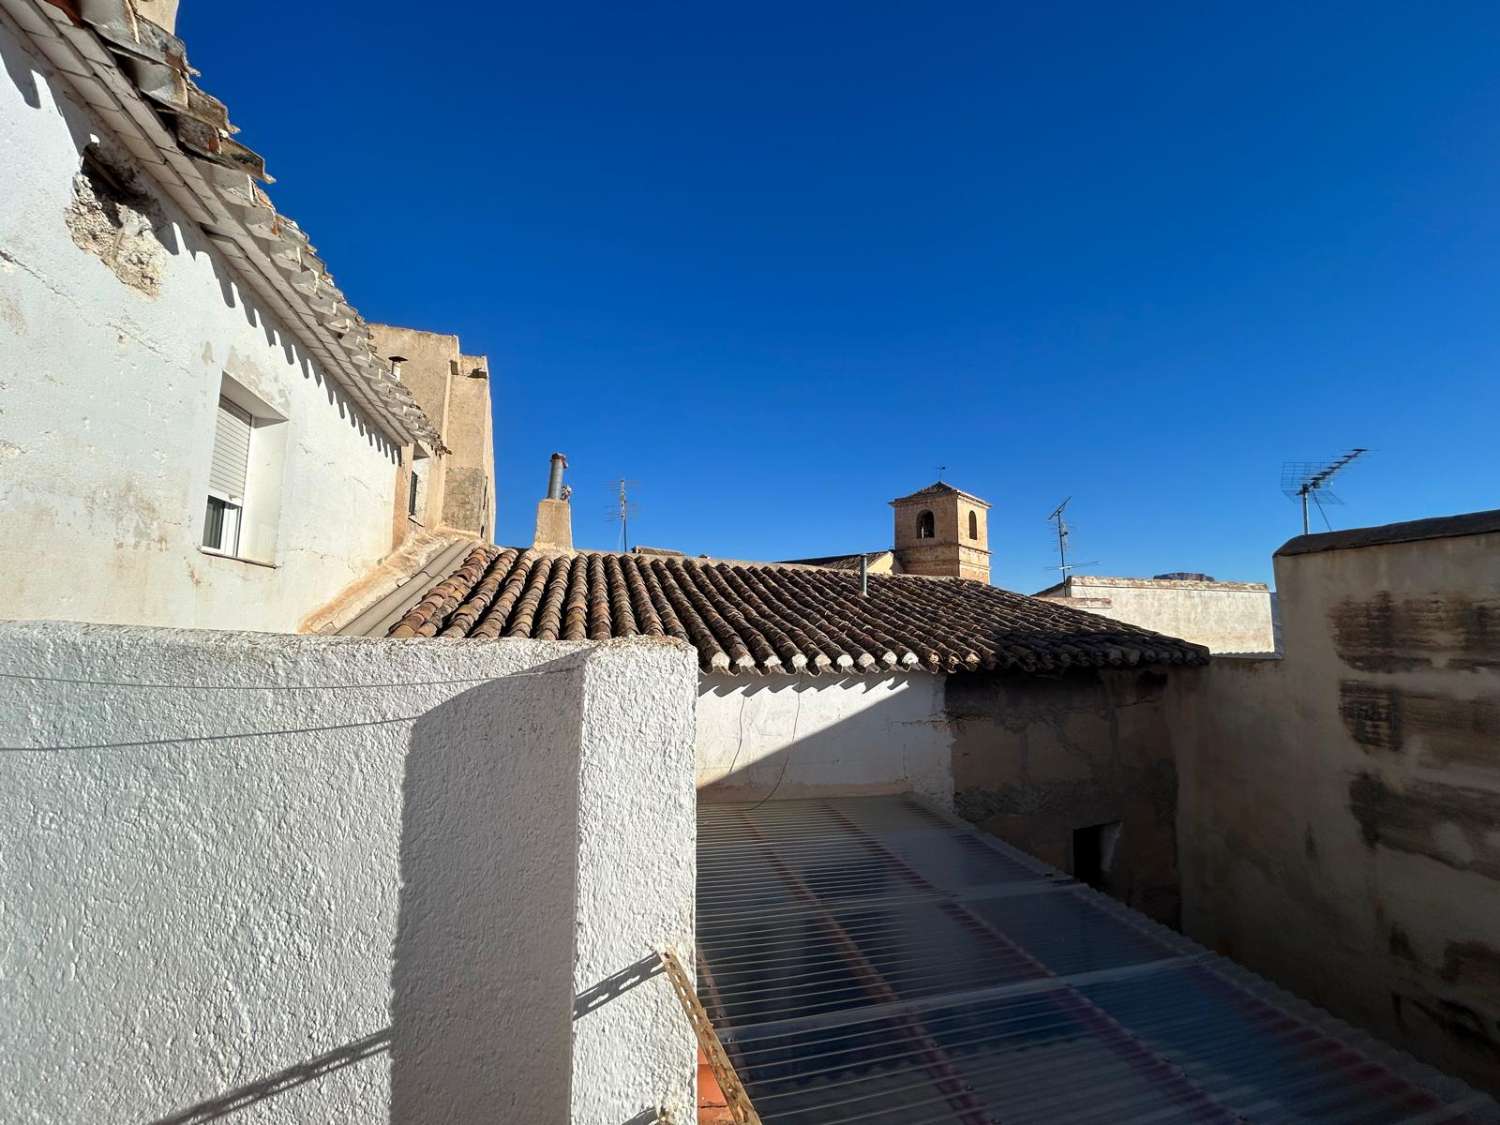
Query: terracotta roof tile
xmin=388 ymin=546 xmax=1210 ymax=675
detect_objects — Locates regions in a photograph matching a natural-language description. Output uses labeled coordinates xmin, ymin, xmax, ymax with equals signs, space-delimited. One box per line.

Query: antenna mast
xmin=1046 ymin=498 xmax=1097 ymax=579
xmin=1281 ymin=449 xmax=1368 ymax=534
xmin=607 ymin=478 xmax=639 ymax=552
xmin=1044 ymin=495 xmax=1104 ymax=576
xmin=1048 ymin=498 xmax=1073 ymax=575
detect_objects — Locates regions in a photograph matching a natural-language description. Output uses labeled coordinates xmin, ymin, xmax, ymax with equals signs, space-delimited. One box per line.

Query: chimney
xmin=533 ymin=452 xmax=574 ymax=554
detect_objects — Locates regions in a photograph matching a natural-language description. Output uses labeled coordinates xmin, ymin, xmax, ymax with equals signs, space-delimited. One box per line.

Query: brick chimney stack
xmin=533 ymin=453 xmax=574 ymax=554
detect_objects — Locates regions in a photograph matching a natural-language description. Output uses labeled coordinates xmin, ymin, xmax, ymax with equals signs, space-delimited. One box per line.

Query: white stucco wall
xmin=695 ymin=673 xmax=954 ymax=808
xmin=0 ymin=623 xmax=698 ymax=1124
xmin=572 ymin=644 xmax=698 ymax=1125
xmin=0 ymin=23 xmax=400 ymax=632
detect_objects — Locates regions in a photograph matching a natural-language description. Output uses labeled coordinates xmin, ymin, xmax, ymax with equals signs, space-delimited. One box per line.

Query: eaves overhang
xmin=5 ymin=0 xmax=446 ymax=452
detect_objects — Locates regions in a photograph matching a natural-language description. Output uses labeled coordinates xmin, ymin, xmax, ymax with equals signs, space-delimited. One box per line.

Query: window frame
xmin=199 ymin=376 xmax=288 ymax=566
xmin=201 ymin=491 xmax=243 ymax=556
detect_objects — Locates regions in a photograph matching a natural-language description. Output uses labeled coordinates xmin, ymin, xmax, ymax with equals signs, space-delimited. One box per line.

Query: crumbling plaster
xmin=1169 ymin=529 xmax=1500 ymax=1092
xmin=948 ymin=667 xmax=1185 ymax=925
xmin=0 ymin=623 xmax=699 ymax=1124
xmin=0 ymin=25 xmax=401 ymax=631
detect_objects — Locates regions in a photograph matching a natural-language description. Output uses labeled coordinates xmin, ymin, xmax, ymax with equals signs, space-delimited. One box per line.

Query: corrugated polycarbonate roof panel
xmin=697 ymin=796 xmax=1500 ymax=1124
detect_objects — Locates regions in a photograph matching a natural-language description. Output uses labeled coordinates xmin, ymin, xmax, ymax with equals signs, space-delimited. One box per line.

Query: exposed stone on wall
xmin=947 ymin=667 xmax=1184 ymax=925
xmin=64 ymin=142 xmax=168 ymax=297
xmin=1330 ymin=591 xmax=1500 ymax=673
xmin=1348 ymin=772 xmax=1500 ymax=879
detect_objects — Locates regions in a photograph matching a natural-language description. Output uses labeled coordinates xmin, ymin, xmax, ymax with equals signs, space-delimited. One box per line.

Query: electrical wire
xmin=742 ymin=688 xmax=802 ymax=812
xmin=0 ymin=665 xmax=577 ymax=752
xmin=0 ymin=667 xmax=571 ymax=692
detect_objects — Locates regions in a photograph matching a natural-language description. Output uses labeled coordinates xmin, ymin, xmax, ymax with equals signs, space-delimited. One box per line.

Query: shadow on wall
xmin=142 ymin=662 xmax=590 ymax=1125
xmin=696 ymin=674 xmax=953 ymax=807
xmin=391 ymin=670 xmax=583 ymax=1124
xmin=695 ymin=667 xmax=1186 ymax=929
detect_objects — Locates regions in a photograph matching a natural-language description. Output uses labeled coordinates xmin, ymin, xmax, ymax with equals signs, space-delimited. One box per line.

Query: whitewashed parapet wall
xmin=0 ymin=5 xmax=442 ymax=630
xmin=696 ymin=672 xmax=955 ymax=808
xmin=0 ymin=624 xmax=698 ymax=1125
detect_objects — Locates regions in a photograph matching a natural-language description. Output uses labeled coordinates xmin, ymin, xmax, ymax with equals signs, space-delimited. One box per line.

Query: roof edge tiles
xmin=1276 ymin=508 xmax=1500 ymax=558
xmin=384 ymin=544 xmax=1210 ymax=675
xmin=6 ymin=0 xmax=444 ymax=451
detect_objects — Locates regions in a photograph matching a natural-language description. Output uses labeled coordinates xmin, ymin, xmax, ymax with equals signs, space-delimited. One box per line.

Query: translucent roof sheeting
xmin=697 ymin=796 xmax=1499 ymax=1125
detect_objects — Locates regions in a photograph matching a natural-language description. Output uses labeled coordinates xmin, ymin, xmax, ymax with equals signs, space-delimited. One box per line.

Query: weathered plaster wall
xmin=1170 ymin=529 xmax=1500 ymax=1091
xmin=695 ymin=673 xmax=954 ymax=808
xmin=368 ymin=326 xmax=496 ymax=541
xmin=1045 ymin=576 xmax=1276 ymax=654
xmin=443 ymin=365 xmax=495 ymax=538
xmin=0 ymin=623 xmax=698 ymax=1124
xmin=0 ymin=26 xmax=400 ymax=631
xmin=948 ymin=668 xmax=1185 ymax=924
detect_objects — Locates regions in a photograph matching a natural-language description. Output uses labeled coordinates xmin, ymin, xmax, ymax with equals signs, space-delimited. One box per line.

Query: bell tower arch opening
xmin=889 ymin=480 xmax=992 ymax=584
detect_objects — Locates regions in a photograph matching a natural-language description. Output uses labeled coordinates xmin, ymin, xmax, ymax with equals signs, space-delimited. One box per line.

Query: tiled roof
xmin=892 ymin=480 xmax=991 ymax=507
xmin=777 ymin=550 xmax=894 ymax=572
xmin=900 ymin=481 xmax=963 ymax=498
xmin=12 ymin=0 xmax=442 ymax=450
xmin=386 ymin=545 xmax=1210 ymax=675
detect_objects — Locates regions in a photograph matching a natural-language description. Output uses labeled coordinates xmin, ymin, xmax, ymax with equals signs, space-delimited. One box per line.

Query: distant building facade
xmin=370 ymin=325 xmax=496 ymax=545
xmin=1036 ymin=574 xmax=1276 ymax=654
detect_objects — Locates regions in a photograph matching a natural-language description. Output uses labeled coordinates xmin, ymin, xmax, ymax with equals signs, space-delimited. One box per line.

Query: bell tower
xmin=890 ymin=481 xmax=991 ymax=583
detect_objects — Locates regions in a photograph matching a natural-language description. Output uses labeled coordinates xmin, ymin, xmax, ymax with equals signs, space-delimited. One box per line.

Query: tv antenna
xmin=1281 ymin=449 xmax=1367 ymax=534
xmin=1046 ymin=497 xmax=1097 ymax=578
xmin=606 ymin=478 xmax=639 ymax=552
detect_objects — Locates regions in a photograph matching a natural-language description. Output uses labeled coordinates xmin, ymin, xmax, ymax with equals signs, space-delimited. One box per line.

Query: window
xmin=968 ymin=510 xmax=979 ymax=540
xmin=408 ymin=449 xmax=429 ymax=522
xmin=916 ymin=510 xmax=935 ymax=539
xmin=1072 ymin=821 xmax=1122 ymax=892
xmin=200 ymin=376 xmax=288 ymax=564
xmin=203 ymin=396 xmax=250 ymax=555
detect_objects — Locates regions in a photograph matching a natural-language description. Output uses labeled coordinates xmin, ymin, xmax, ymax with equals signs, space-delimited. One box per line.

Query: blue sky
xmin=181 ymin=2 xmax=1500 ymax=591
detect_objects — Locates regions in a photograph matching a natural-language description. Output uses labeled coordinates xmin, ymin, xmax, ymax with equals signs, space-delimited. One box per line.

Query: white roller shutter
xmin=209 ymin=397 xmax=252 ymax=500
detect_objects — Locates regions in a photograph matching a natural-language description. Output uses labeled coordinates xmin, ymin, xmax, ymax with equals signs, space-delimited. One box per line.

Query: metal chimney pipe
xmin=547 ymin=453 xmax=568 ymax=500
xmin=860 ymin=554 xmax=869 ymax=597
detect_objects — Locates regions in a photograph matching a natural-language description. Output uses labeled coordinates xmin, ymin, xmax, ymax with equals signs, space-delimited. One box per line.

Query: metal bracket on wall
xmin=658 ymin=949 xmax=763 ymax=1125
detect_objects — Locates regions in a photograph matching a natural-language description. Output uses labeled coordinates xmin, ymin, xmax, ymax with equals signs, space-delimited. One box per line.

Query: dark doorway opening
xmin=1072 ymin=821 xmax=1122 ymax=891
